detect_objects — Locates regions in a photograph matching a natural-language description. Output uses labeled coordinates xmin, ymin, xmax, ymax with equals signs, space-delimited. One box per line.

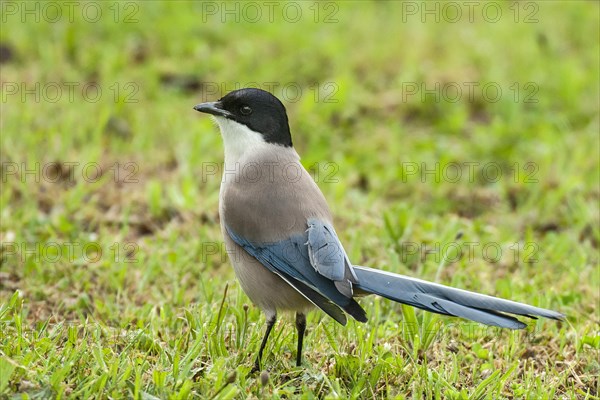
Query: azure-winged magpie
xmin=194 ymin=88 xmax=563 ymax=371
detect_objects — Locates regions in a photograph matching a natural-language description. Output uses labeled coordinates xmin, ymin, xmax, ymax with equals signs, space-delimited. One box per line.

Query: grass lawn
xmin=1 ymin=1 xmax=598 ymax=398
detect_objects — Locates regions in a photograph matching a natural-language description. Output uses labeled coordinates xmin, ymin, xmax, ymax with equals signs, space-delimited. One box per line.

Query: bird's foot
xmin=249 ymin=361 xmax=261 ymax=376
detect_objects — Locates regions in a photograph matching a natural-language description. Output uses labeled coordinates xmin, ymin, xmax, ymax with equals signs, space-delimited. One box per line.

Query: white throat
xmin=214 ymin=117 xmax=300 ymax=185
xmin=214 ymin=117 xmax=268 ymax=163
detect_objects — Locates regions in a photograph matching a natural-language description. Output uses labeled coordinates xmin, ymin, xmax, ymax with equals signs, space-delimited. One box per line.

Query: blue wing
xmin=226 ymin=223 xmax=367 ymax=324
xmin=306 ymin=219 xmax=346 ymax=280
xmin=306 ymin=218 xmax=359 ymax=297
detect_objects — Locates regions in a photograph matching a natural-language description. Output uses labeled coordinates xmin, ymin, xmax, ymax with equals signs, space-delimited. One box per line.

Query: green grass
xmin=1 ymin=1 xmax=598 ymax=398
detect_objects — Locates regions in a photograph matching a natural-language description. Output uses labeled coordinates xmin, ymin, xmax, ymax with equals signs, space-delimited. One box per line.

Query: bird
xmin=193 ymin=88 xmax=564 ymax=371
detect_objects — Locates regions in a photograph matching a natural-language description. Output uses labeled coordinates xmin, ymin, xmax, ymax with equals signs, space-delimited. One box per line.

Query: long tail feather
xmin=353 ymin=266 xmax=564 ymax=329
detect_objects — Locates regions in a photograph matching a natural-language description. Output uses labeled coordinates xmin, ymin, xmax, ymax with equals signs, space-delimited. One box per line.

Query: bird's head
xmin=194 ymin=88 xmax=292 ymax=148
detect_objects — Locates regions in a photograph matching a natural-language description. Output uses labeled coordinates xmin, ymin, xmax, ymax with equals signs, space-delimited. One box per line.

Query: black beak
xmin=193 ymin=101 xmax=233 ymax=118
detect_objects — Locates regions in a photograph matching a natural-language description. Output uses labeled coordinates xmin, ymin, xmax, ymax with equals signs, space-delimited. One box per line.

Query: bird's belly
xmin=222 ymin=232 xmax=312 ymax=314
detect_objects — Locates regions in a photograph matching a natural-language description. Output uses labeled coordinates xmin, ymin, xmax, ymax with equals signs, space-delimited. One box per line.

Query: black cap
xmin=194 ymin=88 xmax=292 ymax=147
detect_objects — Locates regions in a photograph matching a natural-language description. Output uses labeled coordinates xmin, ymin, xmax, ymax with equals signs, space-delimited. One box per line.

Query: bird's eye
xmin=240 ymin=106 xmax=252 ymax=115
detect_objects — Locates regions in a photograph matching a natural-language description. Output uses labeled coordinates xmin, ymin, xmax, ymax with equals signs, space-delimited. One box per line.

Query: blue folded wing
xmin=306 ymin=219 xmax=346 ymax=281
xmin=226 ymin=224 xmax=367 ymax=323
xmin=306 ymin=218 xmax=360 ymax=297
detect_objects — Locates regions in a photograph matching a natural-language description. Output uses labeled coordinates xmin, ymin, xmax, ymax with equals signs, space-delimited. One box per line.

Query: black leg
xmin=295 ymin=312 xmax=306 ymax=367
xmin=252 ymin=313 xmax=276 ymax=372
